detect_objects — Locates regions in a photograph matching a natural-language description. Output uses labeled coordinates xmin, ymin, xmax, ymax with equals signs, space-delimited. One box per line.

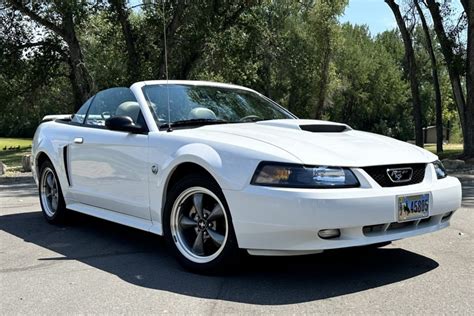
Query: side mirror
xmin=105 ymin=116 xmax=144 ymax=133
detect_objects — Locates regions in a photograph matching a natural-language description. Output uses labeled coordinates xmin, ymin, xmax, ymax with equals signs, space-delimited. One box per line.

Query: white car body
xmin=32 ymin=80 xmax=462 ymax=257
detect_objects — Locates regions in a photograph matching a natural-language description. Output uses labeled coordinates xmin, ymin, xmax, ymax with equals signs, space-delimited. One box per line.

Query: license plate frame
xmin=397 ymin=193 xmax=430 ymax=222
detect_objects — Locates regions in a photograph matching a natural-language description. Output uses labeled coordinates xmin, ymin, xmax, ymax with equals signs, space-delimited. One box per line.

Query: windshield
xmin=142 ymin=84 xmax=295 ymax=128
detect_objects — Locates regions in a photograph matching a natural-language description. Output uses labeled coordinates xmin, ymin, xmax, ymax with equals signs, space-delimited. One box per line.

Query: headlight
xmin=251 ymin=162 xmax=360 ymax=188
xmin=433 ymin=160 xmax=447 ymax=179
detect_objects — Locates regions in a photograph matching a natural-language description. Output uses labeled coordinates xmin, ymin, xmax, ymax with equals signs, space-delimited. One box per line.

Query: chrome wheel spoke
xmin=179 ymin=215 xmax=197 ymax=229
xmin=46 ymin=173 xmax=54 ymax=189
xmin=192 ymin=230 xmax=205 ymax=256
xmin=207 ymin=228 xmax=225 ymax=247
xmin=207 ymin=204 xmax=223 ymax=221
xmin=51 ymin=196 xmax=58 ymax=211
xmin=193 ymin=193 xmax=204 ymax=218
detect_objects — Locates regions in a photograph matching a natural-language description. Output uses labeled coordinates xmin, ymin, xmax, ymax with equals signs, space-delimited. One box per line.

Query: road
xmin=1 ymin=174 xmax=473 ymax=314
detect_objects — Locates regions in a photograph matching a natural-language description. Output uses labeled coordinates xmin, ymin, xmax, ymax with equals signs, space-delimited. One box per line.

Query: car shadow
xmin=0 ymin=210 xmax=439 ymax=305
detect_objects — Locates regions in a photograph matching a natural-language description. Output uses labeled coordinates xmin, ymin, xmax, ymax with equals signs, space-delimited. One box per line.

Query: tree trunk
xmin=343 ymin=93 xmax=354 ymax=123
xmin=110 ymin=0 xmax=140 ymax=84
xmin=386 ymin=0 xmax=424 ymax=147
xmin=465 ymin=0 xmax=474 ymax=157
xmin=179 ymin=48 xmax=202 ymax=79
xmin=288 ymin=84 xmax=298 ymax=114
xmin=261 ymin=54 xmax=272 ymax=97
xmin=157 ymin=2 xmax=187 ymax=79
xmin=415 ymin=0 xmax=443 ymax=152
xmin=67 ymin=38 xmax=94 ymax=111
xmin=68 ymin=63 xmax=84 ymax=111
xmin=63 ymin=12 xmax=95 ymax=111
xmin=425 ymin=0 xmax=468 ymax=153
xmin=313 ymin=39 xmax=331 ymax=119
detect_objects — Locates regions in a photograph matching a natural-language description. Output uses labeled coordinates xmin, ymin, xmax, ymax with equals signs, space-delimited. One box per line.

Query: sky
xmin=340 ymin=0 xmax=397 ymax=35
xmin=340 ymin=0 xmax=465 ymax=36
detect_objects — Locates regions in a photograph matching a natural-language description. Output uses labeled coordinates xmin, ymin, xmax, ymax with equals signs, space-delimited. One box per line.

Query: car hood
xmin=195 ymin=119 xmax=437 ymax=167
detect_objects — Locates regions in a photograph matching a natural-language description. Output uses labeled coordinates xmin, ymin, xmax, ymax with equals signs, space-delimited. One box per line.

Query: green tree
xmin=329 ymin=25 xmax=411 ymax=139
xmin=6 ymin=0 xmax=97 ymax=111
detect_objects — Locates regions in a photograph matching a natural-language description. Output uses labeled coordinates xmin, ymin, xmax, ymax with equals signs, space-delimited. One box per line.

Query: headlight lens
xmin=433 ymin=160 xmax=447 ymax=179
xmin=251 ymin=162 xmax=360 ymax=188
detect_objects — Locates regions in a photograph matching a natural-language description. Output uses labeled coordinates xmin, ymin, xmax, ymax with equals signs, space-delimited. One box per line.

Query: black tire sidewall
xmin=163 ymin=173 xmax=240 ymax=273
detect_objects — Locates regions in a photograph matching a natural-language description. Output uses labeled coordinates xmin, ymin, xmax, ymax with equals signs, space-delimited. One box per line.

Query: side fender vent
xmin=299 ymin=124 xmax=349 ymax=133
xmin=63 ymin=145 xmax=71 ymax=186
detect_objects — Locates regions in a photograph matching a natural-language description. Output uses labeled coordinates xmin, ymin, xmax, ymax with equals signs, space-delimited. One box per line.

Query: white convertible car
xmin=32 ymin=80 xmax=462 ymax=272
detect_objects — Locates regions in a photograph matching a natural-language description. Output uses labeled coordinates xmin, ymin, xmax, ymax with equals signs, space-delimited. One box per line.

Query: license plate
xmin=397 ymin=193 xmax=430 ymax=222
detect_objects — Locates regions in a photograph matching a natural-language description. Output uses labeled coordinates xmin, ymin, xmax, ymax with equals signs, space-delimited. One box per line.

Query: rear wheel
xmin=164 ymin=174 xmax=240 ymax=273
xmin=39 ymin=160 xmax=67 ymax=223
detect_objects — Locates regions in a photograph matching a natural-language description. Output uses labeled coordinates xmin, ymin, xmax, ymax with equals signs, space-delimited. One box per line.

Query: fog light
xmin=318 ymin=229 xmax=341 ymax=239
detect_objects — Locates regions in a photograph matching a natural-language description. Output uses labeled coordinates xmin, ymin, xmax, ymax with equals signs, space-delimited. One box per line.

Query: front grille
xmin=363 ymin=163 xmax=426 ymax=187
xmin=387 ymin=221 xmax=416 ymax=231
xmin=363 ymin=216 xmax=432 ymax=236
xmin=362 ymin=224 xmax=385 ymax=235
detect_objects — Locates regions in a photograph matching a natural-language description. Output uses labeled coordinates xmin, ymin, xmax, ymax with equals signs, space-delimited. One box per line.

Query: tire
xmin=38 ymin=160 xmax=68 ymax=224
xmin=163 ymin=173 xmax=240 ymax=274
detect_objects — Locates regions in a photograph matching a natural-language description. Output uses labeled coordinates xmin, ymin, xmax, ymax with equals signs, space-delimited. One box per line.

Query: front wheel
xmin=163 ymin=174 xmax=240 ymax=273
xmin=39 ymin=160 xmax=68 ymax=224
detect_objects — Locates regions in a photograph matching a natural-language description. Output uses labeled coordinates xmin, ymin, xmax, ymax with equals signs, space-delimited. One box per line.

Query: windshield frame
xmin=141 ymin=83 xmax=297 ymax=130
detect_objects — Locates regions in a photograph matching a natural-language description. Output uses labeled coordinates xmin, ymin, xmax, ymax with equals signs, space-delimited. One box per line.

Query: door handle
xmin=74 ymin=137 xmax=84 ymax=144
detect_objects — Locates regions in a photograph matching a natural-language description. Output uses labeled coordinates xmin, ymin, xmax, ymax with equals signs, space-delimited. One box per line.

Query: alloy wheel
xmin=40 ymin=167 xmax=59 ymax=217
xmin=170 ymin=187 xmax=229 ymax=263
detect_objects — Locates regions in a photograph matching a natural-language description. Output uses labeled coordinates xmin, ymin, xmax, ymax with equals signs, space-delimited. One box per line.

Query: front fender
xmin=171 ymin=142 xmax=223 ymax=176
xmin=162 ymin=143 xmax=254 ymax=191
xmin=148 ymin=141 xmax=262 ymax=232
xmin=32 ymin=123 xmax=70 ymax=193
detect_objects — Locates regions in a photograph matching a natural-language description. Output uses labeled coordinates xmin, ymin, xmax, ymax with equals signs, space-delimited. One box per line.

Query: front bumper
xmin=223 ymin=166 xmax=462 ymax=255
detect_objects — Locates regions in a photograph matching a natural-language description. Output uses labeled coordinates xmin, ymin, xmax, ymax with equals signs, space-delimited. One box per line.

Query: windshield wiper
xmin=159 ymin=119 xmax=228 ymax=130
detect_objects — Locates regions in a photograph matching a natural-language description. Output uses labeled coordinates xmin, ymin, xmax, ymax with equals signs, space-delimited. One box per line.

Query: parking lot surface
xmin=1 ymin=174 xmax=473 ymax=314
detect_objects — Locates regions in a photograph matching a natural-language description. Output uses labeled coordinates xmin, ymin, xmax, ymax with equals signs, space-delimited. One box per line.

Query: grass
xmin=424 ymin=143 xmax=463 ymax=160
xmin=0 ymin=138 xmax=32 ymax=172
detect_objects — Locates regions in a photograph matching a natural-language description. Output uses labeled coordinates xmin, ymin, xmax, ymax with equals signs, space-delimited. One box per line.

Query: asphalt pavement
xmin=1 ymin=174 xmax=473 ymax=314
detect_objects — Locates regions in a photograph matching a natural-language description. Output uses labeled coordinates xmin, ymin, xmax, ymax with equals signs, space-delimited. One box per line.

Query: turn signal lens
xmin=432 ymin=160 xmax=447 ymax=179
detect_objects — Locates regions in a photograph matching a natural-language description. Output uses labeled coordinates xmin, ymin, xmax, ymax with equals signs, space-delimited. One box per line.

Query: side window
xmin=85 ymin=87 xmax=144 ymax=127
xmin=71 ymin=96 xmax=93 ymax=124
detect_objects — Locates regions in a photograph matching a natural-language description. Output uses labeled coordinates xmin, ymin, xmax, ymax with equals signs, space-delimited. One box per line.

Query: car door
xmin=68 ymin=87 xmax=150 ymax=220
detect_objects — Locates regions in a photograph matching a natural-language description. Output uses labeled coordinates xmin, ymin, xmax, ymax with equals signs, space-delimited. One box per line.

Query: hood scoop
xmin=299 ymin=124 xmax=350 ymax=133
xmin=256 ymin=119 xmax=351 ymax=132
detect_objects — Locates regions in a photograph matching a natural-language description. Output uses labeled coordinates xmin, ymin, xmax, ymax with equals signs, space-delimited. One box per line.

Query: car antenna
xmin=163 ymin=0 xmax=172 ymax=132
